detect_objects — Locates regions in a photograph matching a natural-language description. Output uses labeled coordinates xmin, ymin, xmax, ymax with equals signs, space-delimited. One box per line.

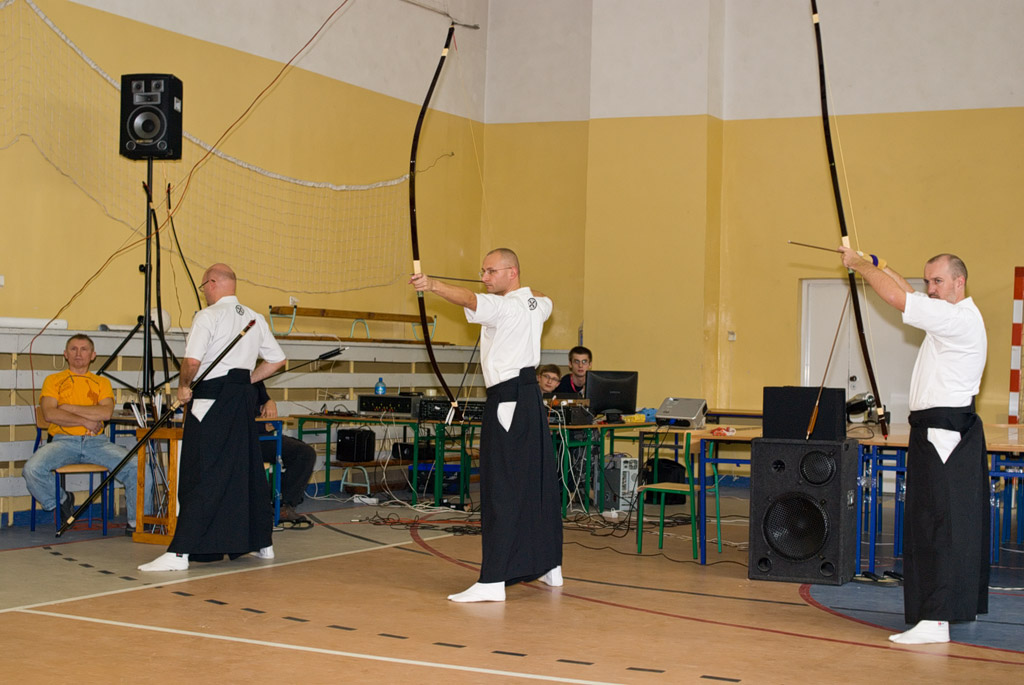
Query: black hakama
xmin=478 ymin=367 xmax=562 ymax=585
xmin=904 ymin=404 xmax=989 ymax=623
xmin=168 ymin=369 xmax=273 ymax=557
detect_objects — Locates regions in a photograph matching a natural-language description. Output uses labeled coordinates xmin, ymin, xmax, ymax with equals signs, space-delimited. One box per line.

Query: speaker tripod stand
xmin=96 ymin=157 xmax=182 ymax=414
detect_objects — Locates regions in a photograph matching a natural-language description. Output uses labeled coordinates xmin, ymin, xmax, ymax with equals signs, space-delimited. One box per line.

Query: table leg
xmin=434 ymin=423 xmax=444 ymax=506
xmin=698 ymin=436 xmax=707 ymax=565
xmin=855 ymin=446 xmax=866 ymax=573
xmin=410 ymin=425 xmax=420 ymax=506
xmin=273 ymin=422 xmax=282 ymax=524
xmin=868 ymin=452 xmax=878 ymax=575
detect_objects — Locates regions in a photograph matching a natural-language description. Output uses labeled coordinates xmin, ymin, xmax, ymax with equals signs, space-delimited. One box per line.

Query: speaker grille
xmin=799 ymin=449 xmax=836 ymax=486
xmin=762 ymin=493 xmax=829 ymax=561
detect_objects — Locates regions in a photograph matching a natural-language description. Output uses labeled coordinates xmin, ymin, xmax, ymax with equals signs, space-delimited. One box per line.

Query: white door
xmin=800 ymin=278 xmax=924 ymax=426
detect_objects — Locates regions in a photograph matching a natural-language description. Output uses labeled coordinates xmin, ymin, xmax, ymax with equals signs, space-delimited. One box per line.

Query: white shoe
xmin=138 ymin=552 xmax=188 ymax=572
xmin=538 ymin=565 xmax=563 ymax=587
xmin=448 ymin=581 xmax=505 ymax=602
xmin=888 ymin=620 xmax=950 ymax=644
xmin=249 ymin=545 xmax=275 ymax=559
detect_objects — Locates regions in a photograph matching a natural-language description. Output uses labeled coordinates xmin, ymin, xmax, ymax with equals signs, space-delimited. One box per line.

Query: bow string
xmin=810 ymin=1 xmax=889 ymax=437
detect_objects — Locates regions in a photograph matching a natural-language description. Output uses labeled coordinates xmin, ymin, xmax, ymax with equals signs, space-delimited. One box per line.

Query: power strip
xmin=353 ymin=495 xmax=378 ymax=505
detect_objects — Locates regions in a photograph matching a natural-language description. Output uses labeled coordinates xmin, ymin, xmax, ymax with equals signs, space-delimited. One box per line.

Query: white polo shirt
xmin=184 ymin=295 xmax=285 ymax=420
xmin=465 ymin=287 xmax=552 ymax=388
xmin=903 ymin=291 xmax=986 ymax=460
xmin=903 ymin=292 xmax=986 ymax=412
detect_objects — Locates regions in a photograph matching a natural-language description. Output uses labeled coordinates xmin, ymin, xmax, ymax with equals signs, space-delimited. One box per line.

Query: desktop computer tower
xmin=602 ymin=454 xmax=639 ymax=512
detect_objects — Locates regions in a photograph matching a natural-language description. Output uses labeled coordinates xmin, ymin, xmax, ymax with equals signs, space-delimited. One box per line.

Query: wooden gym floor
xmin=1 ymin=492 xmax=1022 ymax=683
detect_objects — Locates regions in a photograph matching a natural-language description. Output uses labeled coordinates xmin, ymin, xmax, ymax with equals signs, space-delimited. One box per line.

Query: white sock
xmin=538 ymin=565 xmax=563 ymax=587
xmin=888 ymin=620 xmax=949 ymax=644
xmin=249 ymin=545 xmax=275 ymax=559
xmin=137 ymin=552 xmax=189 ymax=572
xmin=447 ymin=581 xmax=505 ymax=603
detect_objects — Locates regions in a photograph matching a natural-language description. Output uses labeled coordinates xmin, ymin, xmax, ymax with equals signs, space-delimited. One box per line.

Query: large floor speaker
xmin=120 ymin=74 xmax=182 ymax=159
xmin=748 ymin=438 xmax=858 ymax=585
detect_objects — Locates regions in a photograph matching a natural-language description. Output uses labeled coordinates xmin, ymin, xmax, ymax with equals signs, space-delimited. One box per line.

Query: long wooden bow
xmin=409 ymin=23 xmax=460 ymax=423
xmin=810 ymin=1 xmax=888 ymax=437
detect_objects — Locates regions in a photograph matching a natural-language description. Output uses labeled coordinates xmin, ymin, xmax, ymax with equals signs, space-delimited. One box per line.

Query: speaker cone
xmin=761 ymin=493 xmax=829 ymax=561
xmin=128 ymin=108 xmax=165 ymax=142
xmin=799 ymin=449 xmax=837 ymax=486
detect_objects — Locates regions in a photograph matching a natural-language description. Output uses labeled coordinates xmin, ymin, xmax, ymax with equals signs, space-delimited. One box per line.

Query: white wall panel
xmin=484 ymin=0 xmax=593 ymax=123
xmin=71 ymin=0 xmax=1024 ymax=123
xmin=589 ymin=0 xmax=711 ymax=119
xmin=726 ymin=0 xmax=1024 ymax=120
xmin=70 ymin=0 xmax=488 ymax=120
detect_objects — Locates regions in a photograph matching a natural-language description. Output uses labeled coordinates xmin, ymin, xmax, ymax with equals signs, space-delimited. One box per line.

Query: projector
xmin=655 ymin=397 xmax=707 ymax=428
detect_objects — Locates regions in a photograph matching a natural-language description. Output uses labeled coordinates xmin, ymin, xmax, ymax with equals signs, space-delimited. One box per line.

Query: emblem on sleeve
xmin=235 ymin=305 xmax=245 ymax=316
xmin=528 ymin=298 xmax=538 ymax=310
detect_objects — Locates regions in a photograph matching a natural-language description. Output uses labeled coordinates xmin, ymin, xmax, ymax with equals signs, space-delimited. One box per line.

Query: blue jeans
xmin=23 ymin=434 xmax=152 ymax=525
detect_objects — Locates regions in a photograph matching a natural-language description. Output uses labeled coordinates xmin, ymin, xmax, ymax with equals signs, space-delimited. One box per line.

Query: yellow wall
xmin=583 ymin=115 xmax=712 ymax=409
xmin=0 ymin=0 xmax=485 ymax=345
xmin=718 ymin=109 xmax=1023 ymax=420
xmin=480 ymin=121 xmax=590 ymax=348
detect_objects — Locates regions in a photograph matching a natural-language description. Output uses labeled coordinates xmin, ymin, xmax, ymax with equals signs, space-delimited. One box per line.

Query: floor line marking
xmin=0 ymin=534 xmax=454 ymax=615
xmin=20 ymin=609 xmax=624 ymax=685
xmin=410 ymin=525 xmax=1024 ymax=667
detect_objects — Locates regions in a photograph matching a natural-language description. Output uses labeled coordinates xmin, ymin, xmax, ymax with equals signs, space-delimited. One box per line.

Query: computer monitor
xmin=585 ymin=370 xmax=638 ymax=422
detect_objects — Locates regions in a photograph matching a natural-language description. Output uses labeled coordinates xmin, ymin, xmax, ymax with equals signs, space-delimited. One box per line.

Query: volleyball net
xmin=0 ymin=0 xmax=410 ymax=294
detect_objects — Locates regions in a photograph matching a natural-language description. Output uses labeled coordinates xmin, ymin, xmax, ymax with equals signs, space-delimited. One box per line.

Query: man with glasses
xmin=555 ymin=346 xmax=592 ymax=397
xmin=536 ymin=364 xmax=562 ymax=394
xmin=411 ymin=248 xmax=562 ymax=602
xmin=139 ymin=263 xmax=286 ymax=571
xmin=839 ymin=248 xmax=987 ymax=645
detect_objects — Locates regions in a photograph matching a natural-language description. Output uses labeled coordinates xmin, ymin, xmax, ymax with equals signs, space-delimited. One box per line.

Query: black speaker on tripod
xmin=119 ymin=74 xmax=182 ymax=159
xmin=748 ymin=438 xmax=859 ymax=585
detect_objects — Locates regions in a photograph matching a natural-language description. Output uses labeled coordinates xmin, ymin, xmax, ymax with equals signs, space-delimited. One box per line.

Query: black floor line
xmin=307 ymin=513 xmax=393 ymax=546
xmin=154 ymin=587 xmax=674 ymax=675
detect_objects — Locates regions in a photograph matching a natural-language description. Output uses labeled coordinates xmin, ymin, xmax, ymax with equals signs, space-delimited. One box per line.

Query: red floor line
xmin=799 ymin=584 xmax=1024 ymax=658
xmin=409 ymin=523 xmax=1024 ymax=668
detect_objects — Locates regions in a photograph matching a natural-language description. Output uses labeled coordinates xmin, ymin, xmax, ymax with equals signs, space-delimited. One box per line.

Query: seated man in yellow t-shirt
xmin=23 ymin=334 xmax=151 ymax=532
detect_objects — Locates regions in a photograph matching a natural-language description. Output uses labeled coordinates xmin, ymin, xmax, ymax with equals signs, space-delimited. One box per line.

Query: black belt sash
xmin=907 ymin=400 xmax=975 ymax=434
xmin=192 ymin=368 xmax=251 ymax=400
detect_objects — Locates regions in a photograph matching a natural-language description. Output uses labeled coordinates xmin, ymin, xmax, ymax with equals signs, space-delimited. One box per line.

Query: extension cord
xmin=353 ymin=495 xmax=378 ymax=505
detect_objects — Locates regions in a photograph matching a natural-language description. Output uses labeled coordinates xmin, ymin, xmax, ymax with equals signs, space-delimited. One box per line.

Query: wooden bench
xmin=268 ymin=306 xmax=436 ymax=343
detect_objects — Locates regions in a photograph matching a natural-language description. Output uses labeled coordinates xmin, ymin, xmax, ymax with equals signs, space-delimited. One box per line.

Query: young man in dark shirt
xmin=555 ymin=346 xmax=591 ymax=396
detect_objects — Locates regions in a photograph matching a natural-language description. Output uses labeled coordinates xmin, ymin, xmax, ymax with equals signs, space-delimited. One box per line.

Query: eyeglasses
xmin=198 ymin=279 xmax=211 ymax=290
xmin=541 ymin=374 xmax=560 ymax=382
xmin=570 ymin=359 xmax=591 ymax=366
xmin=479 ymin=267 xmax=512 ymax=278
